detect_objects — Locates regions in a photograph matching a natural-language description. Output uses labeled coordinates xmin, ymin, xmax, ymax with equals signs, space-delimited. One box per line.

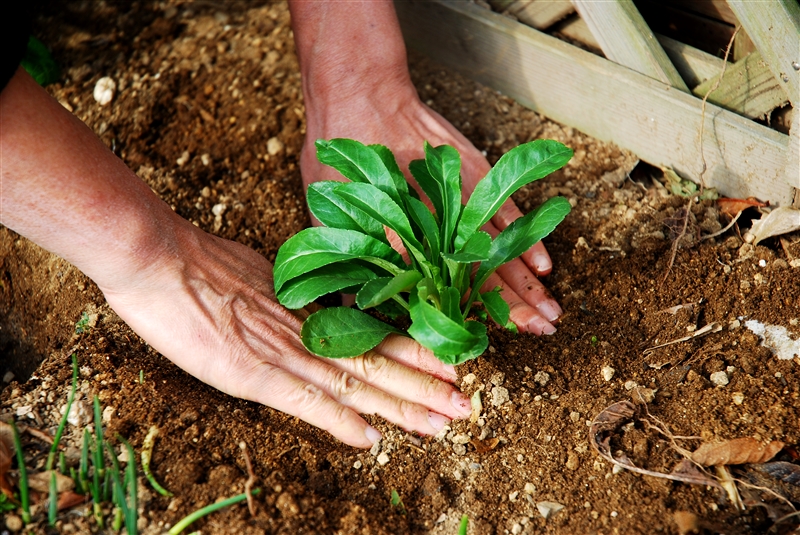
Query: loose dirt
xmin=2 ymin=2 xmax=799 ymax=534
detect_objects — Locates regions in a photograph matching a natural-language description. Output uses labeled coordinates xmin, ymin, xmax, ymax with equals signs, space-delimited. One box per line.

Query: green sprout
xmin=459 ymin=514 xmax=469 ymax=535
xmin=75 ymin=312 xmax=91 ymax=334
xmin=11 ymin=421 xmax=30 ymax=524
xmin=168 ymin=489 xmax=261 ymax=535
xmin=141 ymin=426 xmax=172 ymax=496
xmin=47 ymin=354 xmax=78 ymax=471
xmin=390 ymin=489 xmax=407 ymax=515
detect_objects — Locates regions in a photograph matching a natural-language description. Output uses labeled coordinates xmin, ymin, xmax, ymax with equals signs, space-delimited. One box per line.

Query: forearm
xmin=289 ymin=0 xmax=414 ymax=110
xmin=0 ymin=68 xmax=179 ymax=292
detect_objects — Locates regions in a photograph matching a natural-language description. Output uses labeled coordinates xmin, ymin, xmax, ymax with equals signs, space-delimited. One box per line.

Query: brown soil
xmin=3 ymin=2 xmax=799 ymax=534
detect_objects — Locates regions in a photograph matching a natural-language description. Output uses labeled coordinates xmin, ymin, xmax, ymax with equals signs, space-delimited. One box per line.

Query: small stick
xmin=700 ymin=210 xmax=742 ymax=241
xmin=240 ymin=441 xmax=257 ymax=516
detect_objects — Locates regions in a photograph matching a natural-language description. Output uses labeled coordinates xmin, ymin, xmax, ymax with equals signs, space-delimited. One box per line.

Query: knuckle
xmin=328 ymin=369 xmax=366 ymax=401
xmin=354 ymin=351 xmax=390 ymax=381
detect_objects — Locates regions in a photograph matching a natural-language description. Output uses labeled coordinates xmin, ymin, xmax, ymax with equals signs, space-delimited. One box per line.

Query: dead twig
xmin=643 ymin=322 xmax=722 ymax=354
xmin=701 ymin=210 xmax=743 ymax=241
xmin=240 ymin=441 xmax=257 ymax=516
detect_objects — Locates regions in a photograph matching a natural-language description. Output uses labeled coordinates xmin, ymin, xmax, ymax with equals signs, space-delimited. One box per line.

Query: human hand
xmin=100 ymin=220 xmax=472 ymax=448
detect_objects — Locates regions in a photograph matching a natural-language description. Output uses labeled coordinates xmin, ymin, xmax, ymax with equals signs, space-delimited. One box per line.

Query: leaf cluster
xmin=274 ymin=138 xmax=572 ymax=364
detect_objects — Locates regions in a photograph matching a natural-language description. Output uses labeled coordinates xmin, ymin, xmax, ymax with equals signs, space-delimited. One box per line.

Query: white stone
xmin=509 ymin=491 xmax=519 ymax=502
xmin=537 ymin=501 xmax=565 ymax=519
xmin=524 ymin=482 xmax=536 ymax=494
xmin=624 ymin=380 xmax=638 ymax=391
xmin=102 ymin=405 xmax=115 ymax=423
xmin=267 ymin=137 xmax=284 ymax=156
xmin=376 ymin=452 xmax=390 ymax=465
xmin=462 ymin=373 xmax=476 ymax=385
xmin=201 ymin=153 xmax=211 ymax=166
xmin=732 ymin=392 xmax=744 ymax=405
xmin=710 ymin=371 xmax=729 ymax=387
xmin=212 ymin=203 xmax=227 ymax=217
xmin=451 ymin=433 xmax=470 ymax=444
xmin=491 ymin=386 xmax=509 ymax=407
xmin=534 ymin=371 xmax=550 ymax=386
xmin=512 ymin=523 xmax=523 ymax=534
xmin=352 ymin=460 xmax=362 ymax=469
xmin=93 ymin=77 xmax=116 ymax=105
xmin=601 ymin=366 xmax=615 ymax=382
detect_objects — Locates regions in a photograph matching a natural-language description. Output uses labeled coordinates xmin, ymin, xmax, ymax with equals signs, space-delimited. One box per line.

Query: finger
xmin=376 ymin=334 xmax=458 ymax=383
xmin=480 ymin=268 xmax=557 ymax=335
xmin=330 ymin=342 xmax=472 ymax=420
xmin=232 ymin=359 xmax=382 ymax=449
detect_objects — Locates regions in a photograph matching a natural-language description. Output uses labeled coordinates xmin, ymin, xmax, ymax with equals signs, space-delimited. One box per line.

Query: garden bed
xmin=2 ymin=1 xmax=799 ymax=533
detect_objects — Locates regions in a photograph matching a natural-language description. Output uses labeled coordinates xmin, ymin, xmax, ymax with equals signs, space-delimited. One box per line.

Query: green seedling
xmin=390 ymin=489 xmax=406 ymax=515
xmin=48 ymin=471 xmax=58 ymax=526
xmin=274 ymin=138 xmax=572 ymax=364
xmin=10 ymin=421 xmax=30 ymax=524
xmin=459 ymin=514 xmax=469 ymax=535
xmin=47 ymin=354 xmax=78 ymax=471
xmin=75 ymin=312 xmax=92 ymax=334
xmin=21 ymin=36 xmax=60 ymax=86
xmin=167 ymin=489 xmax=261 ymax=535
xmin=0 ymin=493 xmax=16 ymax=513
xmin=141 ymin=426 xmax=172 ymax=497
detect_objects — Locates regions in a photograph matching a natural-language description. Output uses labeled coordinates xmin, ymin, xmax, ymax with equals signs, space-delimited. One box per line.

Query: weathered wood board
xmin=395 ymin=0 xmax=794 ymax=205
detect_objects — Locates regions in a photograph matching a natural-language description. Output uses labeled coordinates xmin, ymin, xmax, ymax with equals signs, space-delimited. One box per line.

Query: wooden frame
xmin=395 ymin=0 xmax=798 ymax=205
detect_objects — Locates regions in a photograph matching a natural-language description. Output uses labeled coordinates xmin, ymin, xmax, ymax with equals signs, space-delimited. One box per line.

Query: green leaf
xmin=368 ymin=144 xmax=409 ymax=196
xmin=442 ymin=230 xmax=491 ymax=263
xmin=315 ymin=138 xmax=402 ymax=205
xmin=277 ymin=264 xmax=378 ymax=309
xmin=409 ymin=158 xmax=443 ymax=221
xmin=439 ymin=286 xmax=463 ymax=322
xmin=334 ymin=183 xmax=425 ymax=258
xmin=456 ymin=139 xmax=573 ymax=248
xmin=435 ymin=321 xmax=488 ymax=365
xmin=424 ymin=143 xmax=462 ymax=251
xmin=22 ymin=36 xmax=59 ymax=86
xmin=307 ymin=181 xmax=387 ymax=244
xmin=404 ymin=196 xmax=441 ymax=261
xmin=301 ymin=307 xmax=400 ymax=358
xmin=480 ymin=289 xmax=510 ymax=326
xmin=408 ymin=292 xmax=478 ymax=356
xmin=356 ymin=270 xmax=422 ymax=309
xmin=476 ymin=196 xmax=571 ymax=281
xmin=274 ymin=227 xmax=405 ymax=293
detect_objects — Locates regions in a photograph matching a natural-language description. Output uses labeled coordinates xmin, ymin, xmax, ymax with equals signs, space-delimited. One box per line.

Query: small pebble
xmin=5 ymin=514 xmax=23 ymax=531
xmin=732 ymin=392 xmax=744 ymax=405
xmin=201 ymin=153 xmax=211 ymax=166
xmin=212 ymin=203 xmax=227 ymax=217
xmin=490 ymin=372 xmax=505 ymax=386
xmin=267 ymin=137 xmax=284 ymax=156
xmin=462 ymin=373 xmax=476 ymax=385
xmin=376 ymin=452 xmax=390 ymax=465
xmin=601 ymin=366 xmax=615 ymax=382
xmin=369 ymin=440 xmax=381 ymax=456
xmin=524 ymin=482 xmax=536 ymax=494
xmin=93 ymin=77 xmax=116 ymax=105
xmin=451 ymin=433 xmax=470 ymax=444
xmin=534 ymin=371 xmax=550 ymax=386
xmin=710 ymin=371 xmax=729 ymax=387
xmin=353 ymin=460 xmax=362 ymax=469
xmin=491 ymin=386 xmax=510 ymax=407
xmin=569 ymin=411 xmax=581 ymax=422
xmin=509 ymin=491 xmax=519 ymax=502
xmin=452 ymin=444 xmax=467 ymax=455
xmin=512 ymin=523 xmax=523 ymax=534
xmin=624 ymin=380 xmax=638 ymax=390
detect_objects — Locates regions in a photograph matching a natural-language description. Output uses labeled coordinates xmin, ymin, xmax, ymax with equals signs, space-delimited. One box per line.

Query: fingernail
xmin=537 ymin=301 xmax=562 ymax=323
xmin=451 ymin=391 xmax=472 ymax=418
xmin=533 ymin=253 xmax=551 ymax=273
xmin=540 ymin=323 xmax=557 ymax=336
xmin=427 ymin=411 xmax=450 ymax=431
xmin=364 ymin=425 xmax=382 ymax=444
xmin=442 ymin=364 xmax=458 ymax=381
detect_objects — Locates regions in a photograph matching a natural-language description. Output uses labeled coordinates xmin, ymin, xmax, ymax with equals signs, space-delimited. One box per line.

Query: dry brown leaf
xmin=470 ymin=437 xmax=500 ymax=454
xmin=692 ymin=438 xmax=784 ymax=466
xmin=27 ymin=470 xmax=75 ymax=493
xmin=0 ymin=422 xmax=15 ymax=497
xmin=57 ymin=490 xmax=88 ymax=511
xmin=717 ymin=197 xmax=768 ymax=217
xmin=749 ymin=207 xmax=800 ymax=245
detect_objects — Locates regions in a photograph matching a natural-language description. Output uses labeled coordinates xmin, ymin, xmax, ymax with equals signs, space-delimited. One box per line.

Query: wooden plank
xmin=726 ymin=0 xmax=800 ymax=107
xmin=394 ymin=0 xmax=793 ymax=205
xmin=693 ymin=51 xmax=790 ymax=119
xmin=571 ymin=0 xmax=688 ymax=91
xmin=511 ymin=1 xmax=574 ymax=30
xmin=664 ymin=0 xmax=738 ymax=26
xmin=787 ymin=108 xmax=799 ymax=200
xmin=553 ymin=15 xmax=602 ymax=54
xmin=638 ymin=1 xmax=737 ymax=58
xmin=657 ymin=34 xmax=723 ymax=88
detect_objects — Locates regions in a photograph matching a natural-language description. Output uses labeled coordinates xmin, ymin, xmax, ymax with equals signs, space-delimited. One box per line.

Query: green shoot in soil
xmin=48 ymin=471 xmax=58 ymax=526
xmin=11 ymin=421 xmax=30 ymax=524
xmin=168 ymin=488 xmax=261 ymax=535
xmin=46 ymin=353 xmax=78 ymax=471
xmin=390 ymin=489 xmax=406 ymax=515
xmin=459 ymin=514 xmax=469 ymax=535
xmin=274 ymin=138 xmax=572 ymax=364
xmin=141 ymin=426 xmax=172 ymax=496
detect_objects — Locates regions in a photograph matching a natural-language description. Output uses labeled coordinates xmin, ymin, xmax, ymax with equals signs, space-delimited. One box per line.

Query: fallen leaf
xmin=57 ymin=490 xmax=88 ymax=511
xmin=692 ymin=438 xmax=784 ymax=466
xmin=470 ymin=437 xmax=499 ymax=454
xmin=0 ymin=422 xmax=14 ymax=497
xmin=748 ymin=207 xmax=800 ymax=245
xmin=717 ymin=197 xmax=768 ymax=217
xmin=753 ymin=461 xmax=800 ymax=486
xmin=27 ymin=470 xmax=75 ymax=493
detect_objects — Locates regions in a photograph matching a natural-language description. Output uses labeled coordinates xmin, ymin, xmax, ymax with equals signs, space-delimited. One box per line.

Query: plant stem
xmin=47 ymin=354 xmax=78 ymax=471
xmin=141 ymin=426 xmax=173 ymax=497
xmin=48 ymin=470 xmax=58 ymax=526
xmin=11 ymin=421 xmax=31 ymax=524
xmin=167 ymin=489 xmax=261 ymax=535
